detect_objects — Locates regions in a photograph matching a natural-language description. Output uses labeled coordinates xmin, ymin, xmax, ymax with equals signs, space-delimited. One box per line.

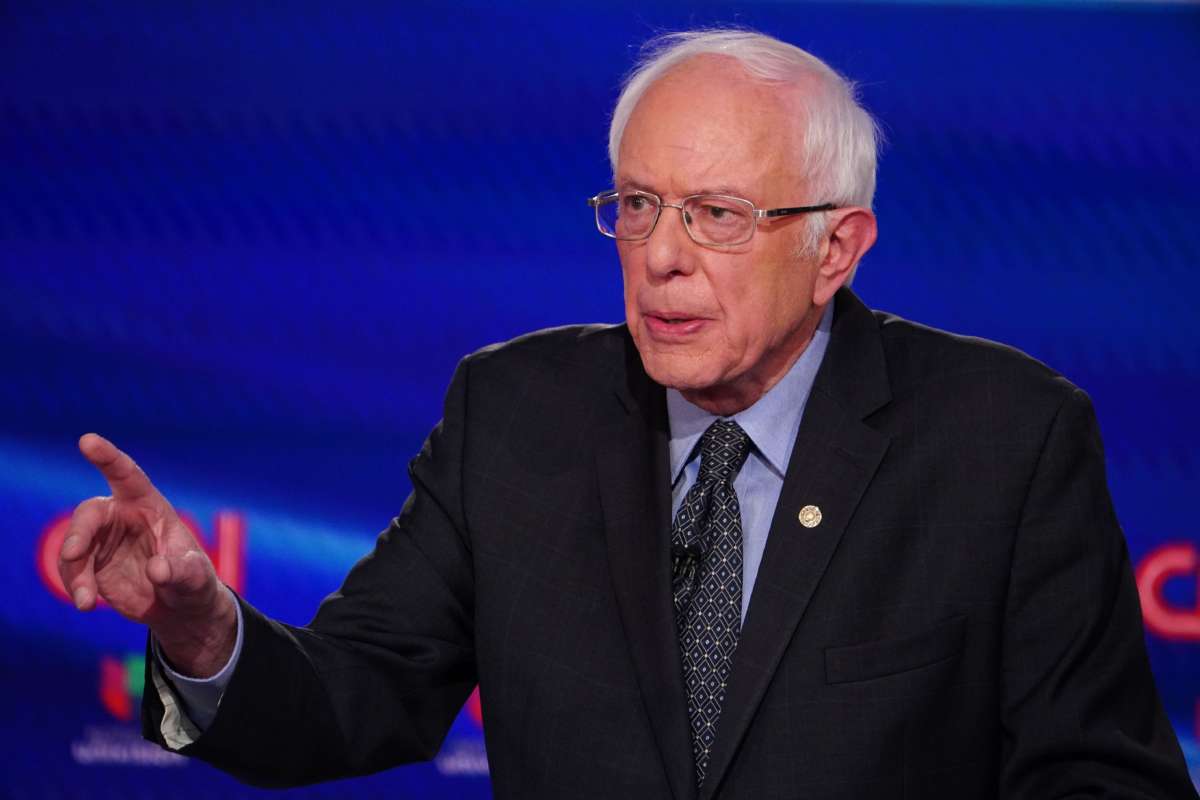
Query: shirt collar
xmin=666 ymin=299 xmax=835 ymax=485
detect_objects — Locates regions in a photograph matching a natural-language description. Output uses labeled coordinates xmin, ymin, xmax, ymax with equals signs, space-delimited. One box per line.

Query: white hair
xmin=608 ymin=29 xmax=881 ymax=253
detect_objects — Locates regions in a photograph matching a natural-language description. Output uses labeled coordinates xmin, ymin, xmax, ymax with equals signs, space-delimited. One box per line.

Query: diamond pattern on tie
xmin=671 ymin=419 xmax=751 ymax=787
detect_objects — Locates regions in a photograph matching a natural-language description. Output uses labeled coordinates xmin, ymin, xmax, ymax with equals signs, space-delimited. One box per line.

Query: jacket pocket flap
xmin=824 ymin=615 xmax=966 ymax=684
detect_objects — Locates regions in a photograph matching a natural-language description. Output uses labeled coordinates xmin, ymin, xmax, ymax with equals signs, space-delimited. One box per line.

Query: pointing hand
xmin=58 ymin=434 xmax=237 ymax=677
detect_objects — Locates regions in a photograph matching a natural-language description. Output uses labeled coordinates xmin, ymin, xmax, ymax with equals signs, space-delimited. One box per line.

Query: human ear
xmin=813 ymin=207 xmax=878 ymax=305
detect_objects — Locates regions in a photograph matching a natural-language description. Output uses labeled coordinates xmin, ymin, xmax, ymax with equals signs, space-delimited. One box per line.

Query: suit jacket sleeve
xmin=999 ymin=385 xmax=1195 ymax=797
xmin=142 ymin=357 xmax=479 ymax=787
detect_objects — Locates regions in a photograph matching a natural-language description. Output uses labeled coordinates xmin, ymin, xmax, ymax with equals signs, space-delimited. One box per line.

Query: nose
xmin=643 ymin=202 xmax=698 ymax=281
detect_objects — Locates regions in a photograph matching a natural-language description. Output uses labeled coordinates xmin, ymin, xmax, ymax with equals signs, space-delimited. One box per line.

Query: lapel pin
xmin=798 ymin=505 xmax=822 ymax=528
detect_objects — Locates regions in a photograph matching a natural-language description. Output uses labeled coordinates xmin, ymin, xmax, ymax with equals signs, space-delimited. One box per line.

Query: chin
xmin=638 ymin=351 xmax=721 ymax=392
xmin=630 ymin=323 xmax=731 ymax=390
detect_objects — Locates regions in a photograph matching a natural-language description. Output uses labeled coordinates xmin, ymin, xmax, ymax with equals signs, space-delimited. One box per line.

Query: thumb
xmin=147 ymin=550 xmax=216 ymax=604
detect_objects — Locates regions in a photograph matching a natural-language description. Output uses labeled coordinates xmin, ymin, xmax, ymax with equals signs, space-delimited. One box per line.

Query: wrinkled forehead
xmin=615 ymin=56 xmax=811 ymax=197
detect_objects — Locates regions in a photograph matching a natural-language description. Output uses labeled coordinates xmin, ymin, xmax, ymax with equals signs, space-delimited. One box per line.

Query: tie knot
xmin=697 ymin=419 xmax=751 ymax=484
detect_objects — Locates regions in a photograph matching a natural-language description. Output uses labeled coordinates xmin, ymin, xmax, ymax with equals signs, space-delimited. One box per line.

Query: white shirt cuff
xmin=150 ymin=585 xmax=244 ymax=746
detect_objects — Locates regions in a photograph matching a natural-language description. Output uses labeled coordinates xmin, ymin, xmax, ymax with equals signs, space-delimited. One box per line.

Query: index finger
xmin=78 ymin=433 xmax=161 ymax=502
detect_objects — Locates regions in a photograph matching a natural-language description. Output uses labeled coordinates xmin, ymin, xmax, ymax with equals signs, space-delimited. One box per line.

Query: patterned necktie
xmin=671 ymin=419 xmax=752 ymax=787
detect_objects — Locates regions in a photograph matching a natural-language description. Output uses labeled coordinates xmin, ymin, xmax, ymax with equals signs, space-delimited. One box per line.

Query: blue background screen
xmin=2 ymin=1 xmax=1198 ymax=795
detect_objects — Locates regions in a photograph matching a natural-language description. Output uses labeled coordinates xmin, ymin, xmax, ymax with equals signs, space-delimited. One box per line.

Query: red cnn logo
xmin=1135 ymin=542 xmax=1200 ymax=642
xmin=36 ymin=510 xmax=246 ymax=604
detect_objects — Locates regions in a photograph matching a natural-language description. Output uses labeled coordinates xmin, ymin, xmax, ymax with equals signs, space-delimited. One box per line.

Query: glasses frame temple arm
xmin=759 ymin=203 xmax=837 ymax=219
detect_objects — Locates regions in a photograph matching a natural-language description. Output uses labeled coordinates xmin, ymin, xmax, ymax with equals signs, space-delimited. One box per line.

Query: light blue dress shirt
xmin=162 ymin=299 xmax=834 ymax=728
xmin=667 ymin=300 xmax=833 ymax=623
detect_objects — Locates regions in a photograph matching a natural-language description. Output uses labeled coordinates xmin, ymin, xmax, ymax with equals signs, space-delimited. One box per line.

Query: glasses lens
xmin=684 ymin=195 xmax=754 ymax=245
xmin=596 ymin=192 xmax=657 ymax=240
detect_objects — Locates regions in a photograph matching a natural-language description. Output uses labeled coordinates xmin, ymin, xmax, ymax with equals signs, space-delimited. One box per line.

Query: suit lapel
xmin=701 ymin=289 xmax=893 ymax=799
xmin=596 ymin=333 xmax=697 ymax=800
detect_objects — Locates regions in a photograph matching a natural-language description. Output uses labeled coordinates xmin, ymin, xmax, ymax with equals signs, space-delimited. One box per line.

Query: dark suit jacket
xmin=144 ymin=288 xmax=1195 ymax=798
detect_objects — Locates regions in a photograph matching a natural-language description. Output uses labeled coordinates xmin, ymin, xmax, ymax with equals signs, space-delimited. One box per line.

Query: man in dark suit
xmin=59 ymin=29 xmax=1194 ymax=798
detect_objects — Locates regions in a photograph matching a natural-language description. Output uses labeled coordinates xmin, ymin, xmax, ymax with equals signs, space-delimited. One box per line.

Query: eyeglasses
xmin=587 ymin=189 xmax=836 ymax=247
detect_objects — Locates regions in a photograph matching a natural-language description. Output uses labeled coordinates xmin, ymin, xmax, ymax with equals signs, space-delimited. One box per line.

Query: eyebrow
xmin=615 ymin=178 xmax=658 ymax=195
xmin=699 ymin=184 xmax=756 ymax=200
xmin=615 ymin=178 xmax=757 ymax=201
